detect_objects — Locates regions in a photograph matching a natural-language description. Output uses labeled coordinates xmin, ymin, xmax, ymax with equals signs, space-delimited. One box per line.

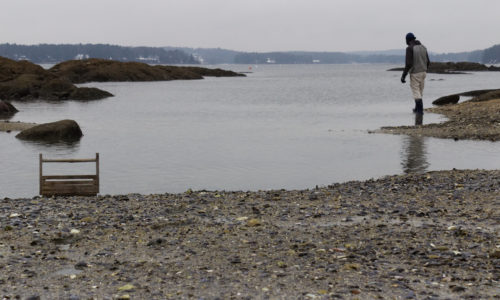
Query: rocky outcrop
xmin=0 ymin=57 xmax=244 ymax=102
xmin=0 ymin=57 xmax=47 ymax=81
xmin=0 ymin=57 xmax=113 ymax=101
xmin=70 ymin=87 xmax=113 ymax=100
xmin=428 ymin=62 xmax=500 ymax=74
xmin=37 ymin=78 xmax=113 ymax=100
xmin=432 ymin=89 xmax=500 ymax=106
xmin=432 ymin=94 xmax=460 ymax=106
xmin=0 ymin=100 xmax=18 ymax=116
xmin=49 ymin=58 xmax=245 ymax=83
xmin=388 ymin=61 xmax=500 ymax=74
xmin=16 ymin=119 xmax=83 ymax=142
xmin=469 ymin=89 xmax=500 ymax=102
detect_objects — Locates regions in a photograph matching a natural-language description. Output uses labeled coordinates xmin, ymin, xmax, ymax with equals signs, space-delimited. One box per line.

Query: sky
xmin=1 ymin=0 xmax=499 ymax=53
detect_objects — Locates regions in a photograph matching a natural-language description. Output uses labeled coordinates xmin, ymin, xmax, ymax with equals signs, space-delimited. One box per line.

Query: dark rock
xmin=432 ymin=94 xmax=460 ymax=106
xmin=70 ymin=87 xmax=113 ymax=100
xmin=16 ymin=119 xmax=83 ymax=142
xmin=229 ymin=256 xmax=242 ymax=264
xmin=490 ymin=250 xmax=500 ymax=259
xmin=0 ymin=73 xmax=45 ymax=100
xmin=450 ymin=285 xmax=466 ymax=292
xmin=0 ymin=56 xmax=46 ymax=82
xmin=0 ymin=57 xmax=112 ymax=101
xmin=470 ymin=89 xmax=500 ymax=102
xmin=431 ymin=88 xmax=500 ymax=106
xmin=459 ymin=89 xmax=499 ymax=97
xmin=0 ymin=100 xmax=18 ymax=115
xmin=75 ymin=261 xmax=88 ymax=269
xmin=38 ymin=78 xmax=75 ymax=100
xmin=147 ymin=238 xmax=166 ymax=246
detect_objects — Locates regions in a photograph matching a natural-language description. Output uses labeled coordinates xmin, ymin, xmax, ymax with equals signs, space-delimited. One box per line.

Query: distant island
xmin=169 ymin=44 xmax=500 ymax=65
xmin=1 ymin=43 xmax=500 ymax=65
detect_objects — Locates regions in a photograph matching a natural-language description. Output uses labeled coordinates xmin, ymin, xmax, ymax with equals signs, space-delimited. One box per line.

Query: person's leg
xmin=410 ymin=74 xmax=422 ymax=113
xmin=411 ymin=73 xmax=426 ymax=114
xmin=415 ymin=99 xmax=423 ymax=114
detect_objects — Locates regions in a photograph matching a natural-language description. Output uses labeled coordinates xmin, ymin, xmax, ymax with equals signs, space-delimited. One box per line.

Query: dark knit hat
xmin=406 ymin=32 xmax=416 ymax=42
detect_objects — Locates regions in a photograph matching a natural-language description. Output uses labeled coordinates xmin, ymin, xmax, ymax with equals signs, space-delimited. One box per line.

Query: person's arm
xmin=402 ymin=46 xmax=413 ymax=78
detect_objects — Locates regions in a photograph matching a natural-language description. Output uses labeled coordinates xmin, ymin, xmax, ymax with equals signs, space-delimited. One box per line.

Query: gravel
xmin=1 ymin=169 xmax=499 ymax=299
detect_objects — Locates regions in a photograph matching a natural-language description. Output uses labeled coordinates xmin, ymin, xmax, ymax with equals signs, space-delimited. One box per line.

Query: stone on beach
xmin=432 ymin=94 xmax=460 ymax=106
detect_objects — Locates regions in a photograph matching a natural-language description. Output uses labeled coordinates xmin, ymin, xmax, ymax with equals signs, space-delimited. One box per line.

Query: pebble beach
xmin=1 ymin=169 xmax=499 ymax=299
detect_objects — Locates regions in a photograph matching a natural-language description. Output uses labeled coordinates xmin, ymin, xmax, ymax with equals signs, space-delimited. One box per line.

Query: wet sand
xmin=0 ymin=121 xmax=36 ymax=132
xmin=1 ymin=169 xmax=499 ymax=299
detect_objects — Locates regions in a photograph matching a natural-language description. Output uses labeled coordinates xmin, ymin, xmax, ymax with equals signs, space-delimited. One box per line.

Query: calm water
xmin=2 ymin=64 xmax=500 ymax=198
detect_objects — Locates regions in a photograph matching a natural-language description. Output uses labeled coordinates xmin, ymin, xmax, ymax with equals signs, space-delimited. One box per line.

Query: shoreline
xmin=375 ymin=98 xmax=500 ymax=142
xmin=1 ymin=169 xmax=499 ymax=299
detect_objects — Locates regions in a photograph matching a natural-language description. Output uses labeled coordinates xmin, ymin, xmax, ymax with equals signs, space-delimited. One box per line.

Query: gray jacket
xmin=403 ymin=40 xmax=430 ymax=76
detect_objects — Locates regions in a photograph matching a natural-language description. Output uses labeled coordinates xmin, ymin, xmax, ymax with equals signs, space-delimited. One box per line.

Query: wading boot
xmin=412 ymin=99 xmax=418 ymax=113
xmin=415 ymin=99 xmax=424 ymax=114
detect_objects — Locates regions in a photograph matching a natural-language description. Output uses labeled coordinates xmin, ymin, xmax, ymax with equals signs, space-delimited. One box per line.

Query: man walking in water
xmin=401 ymin=32 xmax=430 ymax=115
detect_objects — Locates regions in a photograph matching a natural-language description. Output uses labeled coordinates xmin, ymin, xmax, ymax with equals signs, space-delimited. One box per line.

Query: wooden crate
xmin=39 ymin=153 xmax=99 ymax=197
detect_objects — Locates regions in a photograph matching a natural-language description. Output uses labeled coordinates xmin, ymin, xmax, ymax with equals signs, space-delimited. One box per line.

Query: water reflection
xmin=415 ymin=113 xmax=423 ymax=126
xmin=401 ymin=114 xmax=428 ymax=173
xmin=18 ymin=139 xmax=81 ymax=155
xmin=0 ymin=114 xmax=16 ymax=121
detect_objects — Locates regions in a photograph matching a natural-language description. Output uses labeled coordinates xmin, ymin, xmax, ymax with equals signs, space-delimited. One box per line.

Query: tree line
xmin=0 ymin=44 xmax=199 ymax=64
xmin=233 ymin=47 xmax=500 ymax=65
xmin=1 ymin=43 xmax=499 ymax=65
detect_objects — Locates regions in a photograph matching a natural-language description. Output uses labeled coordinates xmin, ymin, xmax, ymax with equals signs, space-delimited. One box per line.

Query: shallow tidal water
xmin=2 ymin=64 xmax=500 ymax=198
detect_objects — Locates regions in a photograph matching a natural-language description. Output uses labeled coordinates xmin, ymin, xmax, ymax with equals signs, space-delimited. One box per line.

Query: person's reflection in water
xmin=415 ymin=113 xmax=423 ymax=126
xmin=401 ymin=114 xmax=428 ymax=174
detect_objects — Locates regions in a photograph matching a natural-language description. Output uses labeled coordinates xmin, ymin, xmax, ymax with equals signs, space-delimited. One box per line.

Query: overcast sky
xmin=1 ymin=0 xmax=499 ymax=53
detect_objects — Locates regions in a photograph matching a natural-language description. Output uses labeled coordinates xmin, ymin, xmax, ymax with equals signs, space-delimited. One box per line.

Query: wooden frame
xmin=39 ymin=153 xmax=99 ymax=196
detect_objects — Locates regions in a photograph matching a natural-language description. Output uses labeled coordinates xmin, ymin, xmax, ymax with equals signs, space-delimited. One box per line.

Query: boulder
xmin=432 ymin=94 xmax=460 ymax=106
xmin=0 ymin=100 xmax=18 ymax=115
xmin=16 ymin=119 xmax=83 ymax=142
